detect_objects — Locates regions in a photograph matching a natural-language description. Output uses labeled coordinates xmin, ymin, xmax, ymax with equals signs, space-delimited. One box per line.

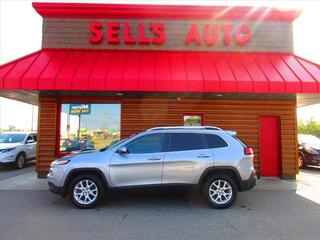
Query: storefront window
xmin=60 ymin=103 xmax=120 ymax=153
xmin=183 ymin=114 xmax=202 ymax=126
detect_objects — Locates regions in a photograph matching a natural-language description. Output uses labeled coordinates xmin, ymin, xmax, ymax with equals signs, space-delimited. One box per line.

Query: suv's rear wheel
xmin=68 ymin=174 xmax=105 ymax=209
xmin=203 ymin=174 xmax=237 ymax=209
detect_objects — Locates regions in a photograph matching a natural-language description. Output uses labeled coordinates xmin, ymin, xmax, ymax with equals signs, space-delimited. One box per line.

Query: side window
xmin=26 ymin=135 xmax=33 ymax=142
xmin=125 ymin=134 xmax=165 ymax=154
xmin=205 ymin=134 xmax=228 ymax=148
xmin=169 ymin=133 xmax=207 ymax=152
xmin=33 ymin=134 xmax=37 ymax=142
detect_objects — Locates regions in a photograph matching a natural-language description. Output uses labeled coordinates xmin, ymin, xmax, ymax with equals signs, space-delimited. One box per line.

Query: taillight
xmin=244 ymin=147 xmax=253 ymax=155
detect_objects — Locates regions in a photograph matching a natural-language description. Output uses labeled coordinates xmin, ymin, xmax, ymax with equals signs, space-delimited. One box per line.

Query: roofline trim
xmin=32 ymin=2 xmax=301 ymax=21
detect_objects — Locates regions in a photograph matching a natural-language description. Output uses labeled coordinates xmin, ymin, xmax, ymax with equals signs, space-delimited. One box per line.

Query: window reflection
xmin=60 ymin=103 xmax=121 ymax=153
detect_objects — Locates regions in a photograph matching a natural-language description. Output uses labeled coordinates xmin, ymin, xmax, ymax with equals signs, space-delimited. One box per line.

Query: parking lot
xmin=1 ymin=165 xmax=320 ymax=240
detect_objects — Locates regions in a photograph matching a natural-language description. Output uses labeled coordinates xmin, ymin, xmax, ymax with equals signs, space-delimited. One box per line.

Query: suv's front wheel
xmin=203 ymin=174 xmax=237 ymax=209
xmin=68 ymin=174 xmax=105 ymax=209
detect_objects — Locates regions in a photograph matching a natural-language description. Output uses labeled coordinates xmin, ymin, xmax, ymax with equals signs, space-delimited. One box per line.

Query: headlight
xmin=0 ymin=147 xmax=16 ymax=153
xmin=305 ymin=146 xmax=319 ymax=155
xmin=51 ymin=159 xmax=71 ymax=166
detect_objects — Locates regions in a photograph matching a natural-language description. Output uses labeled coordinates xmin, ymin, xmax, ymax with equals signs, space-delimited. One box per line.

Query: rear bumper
xmin=239 ymin=172 xmax=256 ymax=191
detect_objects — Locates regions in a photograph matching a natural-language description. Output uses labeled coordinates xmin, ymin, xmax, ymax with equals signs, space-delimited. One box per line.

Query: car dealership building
xmin=0 ymin=2 xmax=320 ymax=178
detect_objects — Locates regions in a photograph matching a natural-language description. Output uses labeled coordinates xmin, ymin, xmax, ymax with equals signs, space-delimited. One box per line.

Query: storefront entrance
xmin=259 ymin=116 xmax=281 ymax=177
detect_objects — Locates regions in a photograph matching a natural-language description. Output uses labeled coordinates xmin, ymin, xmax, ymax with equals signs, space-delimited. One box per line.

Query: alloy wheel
xmin=209 ymin=179 xmax=233 ymax=205
xmin=73 ymin=179 xmax=98 ymax=205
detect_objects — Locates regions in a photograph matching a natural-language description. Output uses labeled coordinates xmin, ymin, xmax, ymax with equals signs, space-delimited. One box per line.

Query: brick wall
xmin=42 ymin=18 xmax=293 ymax=52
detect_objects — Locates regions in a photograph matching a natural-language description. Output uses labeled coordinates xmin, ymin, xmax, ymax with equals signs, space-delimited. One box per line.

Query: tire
xmin=68 ymin=174 xmax=105 ymax=209
xmin=15 ymin=153 xmax=26 ymax=169
xmin=203 ymin=174 xmax=238 ymax=209
xmin=298 ymin=153 xmax=306 ymax=168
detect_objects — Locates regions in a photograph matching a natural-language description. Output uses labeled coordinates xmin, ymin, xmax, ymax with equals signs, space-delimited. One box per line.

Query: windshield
xmin=99 ymin=133 xmax=138 ymax=152
xmin=298 ymin=135 xmax=320 ymax=145
xmin=0 ymin=134 xmax=27 ymax=143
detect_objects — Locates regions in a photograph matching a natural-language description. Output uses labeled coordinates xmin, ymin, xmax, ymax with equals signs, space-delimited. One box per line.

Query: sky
xmin=0 ymin=0 xmax=320 ymax=130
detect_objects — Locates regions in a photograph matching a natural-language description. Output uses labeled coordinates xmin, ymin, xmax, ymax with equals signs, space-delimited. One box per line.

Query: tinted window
xmin=126 ymin=134 xmax=165 ymax=154
xmin=169 ymin=133 xmax=207 ymax=152
xmin=206 ymin=134 xmax=228 ymax=148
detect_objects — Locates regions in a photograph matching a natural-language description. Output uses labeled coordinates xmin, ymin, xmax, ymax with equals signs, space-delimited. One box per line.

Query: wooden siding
xmin=36 ymin=97 xmax=58 ymax=175
xmin=36 ymin=97 xmax=298 ymax=179
xmin=121 ymin=98 xmax=298 ymax=178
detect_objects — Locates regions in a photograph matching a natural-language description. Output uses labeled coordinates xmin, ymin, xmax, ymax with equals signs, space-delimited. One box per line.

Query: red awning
xmin=1 ymin=49 xmax=320 ymax=93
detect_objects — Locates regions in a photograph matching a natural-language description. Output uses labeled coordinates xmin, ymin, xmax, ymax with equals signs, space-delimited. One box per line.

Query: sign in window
xmin=69 ymin=103 xmax=91 ymax=115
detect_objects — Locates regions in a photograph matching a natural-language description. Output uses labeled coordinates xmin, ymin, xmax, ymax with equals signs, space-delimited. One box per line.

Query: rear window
xmin=169 ymin=133 xmax=207 ymax=152
xmin=205 ymin=134 xmax=228 ymax=148
xmin=234 ymin=136 xmax=248 ymax=148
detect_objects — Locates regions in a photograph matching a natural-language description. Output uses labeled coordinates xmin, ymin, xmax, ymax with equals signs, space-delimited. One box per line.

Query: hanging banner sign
xmin=69 ymin=104 xmax=91 ymax=115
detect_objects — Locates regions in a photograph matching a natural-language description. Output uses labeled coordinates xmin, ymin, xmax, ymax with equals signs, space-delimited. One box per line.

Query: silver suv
xmin=48 ymin=126 xmax=256 ymax=209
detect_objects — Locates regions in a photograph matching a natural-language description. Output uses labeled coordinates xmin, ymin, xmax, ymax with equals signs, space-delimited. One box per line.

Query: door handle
xmin=197 ymin=154 xmax=210 ymax=158
xmin=148 ymin=157 xmax=162 ymax=161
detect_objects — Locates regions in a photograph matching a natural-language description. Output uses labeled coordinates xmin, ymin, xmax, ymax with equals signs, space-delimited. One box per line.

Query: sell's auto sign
xmin=88 ymin=22 xmax=250 ymax=46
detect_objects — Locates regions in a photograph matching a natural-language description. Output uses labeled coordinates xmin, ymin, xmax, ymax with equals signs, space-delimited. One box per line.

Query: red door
xmin=259 ymin=116 xmax=281 ymax=177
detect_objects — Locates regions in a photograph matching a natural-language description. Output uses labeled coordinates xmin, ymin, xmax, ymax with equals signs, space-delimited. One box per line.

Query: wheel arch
xmin=298 ymin=150 xmax=305 ymax=159
xmin=16 ymin=151 xmax=26 ymax=158
xmin=63 ymin=168 xmax=109 ymax=196
xmin=198 ymin=166 xmax=242 ymax=191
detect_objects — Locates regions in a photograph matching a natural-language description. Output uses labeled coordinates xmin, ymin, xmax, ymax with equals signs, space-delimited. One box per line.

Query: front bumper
xmin=0 ymin=154 xmax=16 ymax=164
xmin=47 ymin=165 xmax=69 ymax=197
xmin=48 ymin=182 xmax=66 ymax=197
xmin=239 ymin=172 xmax=257 ymax=191
xmin=0 ymin=161 xmax=13 ymax=166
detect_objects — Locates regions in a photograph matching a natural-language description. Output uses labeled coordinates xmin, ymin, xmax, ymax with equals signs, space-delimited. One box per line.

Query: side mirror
xmin=117 ymin=147 xmax=128 ymax=154
xmin=26 ymin=140 xmax=35 ymax=144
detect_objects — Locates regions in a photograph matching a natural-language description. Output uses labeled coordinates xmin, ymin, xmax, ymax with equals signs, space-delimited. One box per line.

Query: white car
xmin=0 ymin=132 xmax=37 ymax=169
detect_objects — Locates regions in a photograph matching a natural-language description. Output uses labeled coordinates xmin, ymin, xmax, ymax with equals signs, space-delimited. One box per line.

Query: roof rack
xmin=147 ymin=126 xmax=222 ymax=131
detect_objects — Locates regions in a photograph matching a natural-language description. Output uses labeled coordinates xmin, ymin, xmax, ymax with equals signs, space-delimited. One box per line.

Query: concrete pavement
xmin=0 ymin=167 xmax=320 ymax=240
xmin=0 ymin=160 xmax=35 ymax=180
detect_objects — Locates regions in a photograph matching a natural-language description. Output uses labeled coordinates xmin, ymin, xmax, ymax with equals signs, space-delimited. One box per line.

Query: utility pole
xmin=31 ymin=105 xmax=34 ymax=132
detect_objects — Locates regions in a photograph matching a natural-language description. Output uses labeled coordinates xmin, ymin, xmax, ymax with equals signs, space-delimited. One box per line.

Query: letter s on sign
xmin=152 ymin=23 xmax=165 ymax=44
xmin=89 ymin=22 xmax=103 ymax=44
xmin=235 ymin=25 xmax=250 ymax=45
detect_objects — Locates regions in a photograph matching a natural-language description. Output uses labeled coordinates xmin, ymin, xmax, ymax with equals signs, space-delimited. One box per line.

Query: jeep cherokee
xmin=47 ymin=126 xmax=256 ymax=209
